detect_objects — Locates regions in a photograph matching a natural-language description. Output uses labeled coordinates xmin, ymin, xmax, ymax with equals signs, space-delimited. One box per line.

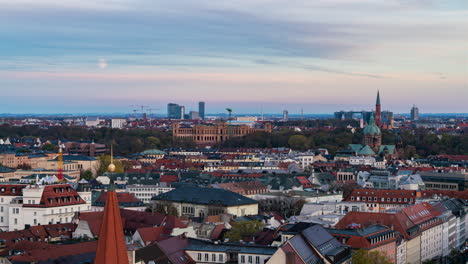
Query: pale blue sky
xmin=0 ymin=0 xmax=467 ymax=114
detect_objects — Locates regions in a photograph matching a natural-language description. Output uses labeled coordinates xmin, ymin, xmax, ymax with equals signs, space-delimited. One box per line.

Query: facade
xmin=152 ymin=186 xmax=259 ymax=218
xmin=111 ymin=118 xmax=127 ymax=128
xmin=126 ymin=184 xmax=174 ymax=204
xmin=173 ymin=122 xmax=272 ymax=145
xmin=185 ymin=239 xmax=277 ymax=264
xmin=0 ymin=184 xmax=88 ymax=231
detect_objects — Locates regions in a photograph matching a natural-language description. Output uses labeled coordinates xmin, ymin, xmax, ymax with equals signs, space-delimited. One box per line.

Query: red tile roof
xmin=136 ymin=226 xmax=172 ymax=245
xmin=0 ymin=184 xmax=27 ymax=196
xmin=418 ymin=190 xmax=468 ymax=200
xmin=335 ymin=211 xmax=415 ymax=239
xmin=96 ymin=191 xmax=141 ymax=204
xmin=23 ymin=184 xmax=86 ymax=208
xmin=344 ymin=189 xmax=417 ymax=205
xmin=76 ymin=209 xmax=180 ymax=236
xmin=94 ymin=190 xmax=128 ymax=264
xmin=160 ymin=174 xmax=179 ymax=183
xmin=8 ymin=240 xmax=97 ymax=263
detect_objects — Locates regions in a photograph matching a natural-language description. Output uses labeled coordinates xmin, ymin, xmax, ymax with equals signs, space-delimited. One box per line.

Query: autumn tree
xmin=352 ymin=249 xmax=392 ymax=264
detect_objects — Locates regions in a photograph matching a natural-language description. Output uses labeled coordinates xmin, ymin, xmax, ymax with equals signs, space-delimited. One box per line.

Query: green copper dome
xmin=363 ymin=115 xmax=381 ymax=135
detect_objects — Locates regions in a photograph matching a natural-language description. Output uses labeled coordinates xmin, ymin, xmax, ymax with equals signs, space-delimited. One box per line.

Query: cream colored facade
xmin=162 ymin=201 xmax=258 ymax=218
xmin=405 ymin=236 xmax=421 ymax=264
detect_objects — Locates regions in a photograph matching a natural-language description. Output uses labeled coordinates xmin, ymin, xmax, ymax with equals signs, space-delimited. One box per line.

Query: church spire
xmin=376 ymin=90 xmax=381 ymax=105
xmin=94 ymin=142 xmax=127 ymax=264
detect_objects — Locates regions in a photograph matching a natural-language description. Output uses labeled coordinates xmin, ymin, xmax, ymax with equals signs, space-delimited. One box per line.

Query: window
xmin=256 ymin=256 xmax=260 ymax=264
xmin=14 ymin=218 xmax=17 ymax=225
xmin=248 ymin=255 xmax=253 ymax=263
xmin=241 ymin=255 xmax=245 ymax=263
xmin=205 ymin=254 xmax=209 ymax=261
xmin=197 ymin=253 xmax=201 ymax=261
xmin=34 ymin=219 xmax=37 ymax=225
xmin=219 ymin=254 xmax=223 ymax=262
xmin=0 ymin=217 xmax=3 ymax=222
xmin=212 ymin=254 xmax=216 ymax=262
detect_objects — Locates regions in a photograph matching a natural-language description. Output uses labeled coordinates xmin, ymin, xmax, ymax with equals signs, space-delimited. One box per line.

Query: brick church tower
xmin=375 ymin=90 xmax=382 ymax=127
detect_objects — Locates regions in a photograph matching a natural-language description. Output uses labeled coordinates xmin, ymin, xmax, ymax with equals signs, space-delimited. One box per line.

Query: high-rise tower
xmin=411 ymin=105 xmax=419 ymax=121
xmin=375 ymin=90 xmax=382 ymax=127
xmin=199 ymin=101 xmax=205 ymax=120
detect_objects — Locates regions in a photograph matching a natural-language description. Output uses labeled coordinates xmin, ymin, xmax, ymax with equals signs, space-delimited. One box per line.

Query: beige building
xmin=152 ymin=186 xmax=258 ymax=218
xmin=173 ymin=122 xmax=272 ymax=145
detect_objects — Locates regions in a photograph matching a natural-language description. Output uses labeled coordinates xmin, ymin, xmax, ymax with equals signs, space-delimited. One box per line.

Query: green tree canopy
xmin=41 ymin=143 xmax=57 ymax=152
xmin=224 ymin=220 xmax=264 ymax=243
xmin=288 ymin=135 xmax=310 ymax=150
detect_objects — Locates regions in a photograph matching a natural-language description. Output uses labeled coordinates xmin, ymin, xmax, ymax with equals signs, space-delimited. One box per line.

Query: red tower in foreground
xmin=375 ymin=90 xmax=382 ymax=127
xmin=94 ymin=153 xmax=128 ymax=264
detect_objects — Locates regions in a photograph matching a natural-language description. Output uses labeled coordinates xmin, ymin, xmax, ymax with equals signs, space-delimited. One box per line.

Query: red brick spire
xmin=94 ymin=183 xmax=128 ymax=264
xmin=94 ymin=144 xmax=127 ymax=264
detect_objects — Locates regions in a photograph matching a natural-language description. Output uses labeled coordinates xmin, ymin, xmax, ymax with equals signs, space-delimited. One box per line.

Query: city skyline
xmin=1 ymin=0 xmax=467 ymax=114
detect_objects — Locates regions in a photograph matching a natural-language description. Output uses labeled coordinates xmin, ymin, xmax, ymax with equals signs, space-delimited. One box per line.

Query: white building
xmin=126 ymin=184 xmax=174 ymax=204
xmin=0 ymin=183 xmax=89 ymax=231
xmin=111 ymin=118 xmax=127 ymax=129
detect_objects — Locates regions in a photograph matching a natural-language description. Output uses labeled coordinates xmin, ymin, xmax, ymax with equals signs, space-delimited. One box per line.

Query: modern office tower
xmin=411 ymin=105 xmax=419 ymax=121
xmin=199 ymin=101 xmax=205 ymax=120
xmin=167 ymin=103 xmax=181 ymax=119
xmin=283 ymin=110 xmax=289 ymax=121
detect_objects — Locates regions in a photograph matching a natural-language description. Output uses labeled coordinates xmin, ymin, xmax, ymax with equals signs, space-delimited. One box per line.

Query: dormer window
xmin=0 ymin=188 xmax=5 ymax=193
xmin=12 ymin=188 xmax=16 ymax=194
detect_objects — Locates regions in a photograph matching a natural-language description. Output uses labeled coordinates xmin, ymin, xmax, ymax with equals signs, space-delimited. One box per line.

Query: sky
xmin=0 ymin=0 xmax=467 ymax=114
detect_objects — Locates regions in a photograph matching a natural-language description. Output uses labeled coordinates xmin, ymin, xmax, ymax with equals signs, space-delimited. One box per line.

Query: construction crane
xmin=146 ymin=108 xmax=160 ymax=121
xmin=129 ymin=105 xmax=149 ymax=119
xmin=226 ymin=108 xmax=233 ymax=139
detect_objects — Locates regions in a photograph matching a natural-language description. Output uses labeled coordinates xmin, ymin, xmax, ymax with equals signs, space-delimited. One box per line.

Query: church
xmin=338 ymin=91 xmax=398 ymax=159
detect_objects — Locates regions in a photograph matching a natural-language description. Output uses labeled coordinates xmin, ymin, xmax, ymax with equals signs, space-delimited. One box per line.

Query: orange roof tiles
xmin=94 ymin=190 xmax=128 ymax=264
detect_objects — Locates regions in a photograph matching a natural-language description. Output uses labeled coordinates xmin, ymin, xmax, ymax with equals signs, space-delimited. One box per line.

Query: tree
xmin=41 ymin=143 xmax=57 ymax=152
xmin=151 ymin=201 xmax=178 ymax=216
xmin=288 ymin=135 xmax=310 ymax=150
xmin=224 ymin=220 xmax=264 ymax=242
xmin=96 ymin=155 xmax=124 ymax=175
xmin=352 ymin=249 xmax=392 ymax=264
xmin=146 ymin=136 xmax=161 ymax=149
xmin=80 ymin=170 xmax=94 ymax=180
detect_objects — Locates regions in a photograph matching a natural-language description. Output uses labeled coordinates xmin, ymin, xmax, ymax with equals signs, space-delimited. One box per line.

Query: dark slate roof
xmin=301 ymin=225 xmax=349 ymax=259
xmin=185 ymin=239 xmax=277 ymax=255
xmin=152 ymin=186 xmax=258 ymax=206
xmin=0 ymin=166 xmax=15 ymax=173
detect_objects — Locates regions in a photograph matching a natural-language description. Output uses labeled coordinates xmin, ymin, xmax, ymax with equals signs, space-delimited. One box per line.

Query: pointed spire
xmin=94 ymin=188 xmax=128 ymax=264
xmin=376 ymin=90 xmax=381 ymax=105
xmin=94 ymin=140 xmax=127 ymax=264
